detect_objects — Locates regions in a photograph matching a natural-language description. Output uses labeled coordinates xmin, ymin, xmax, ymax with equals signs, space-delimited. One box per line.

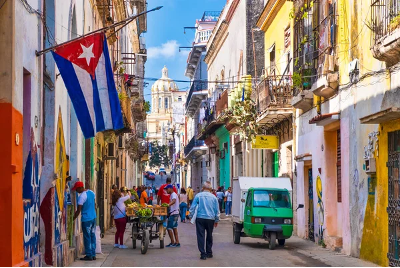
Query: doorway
xmin=97 ymin=161 xmax=105 ymax=235
xmin=307 ymin=168 xmax=315 ymax=242
xmin=388 ymin=130 xmax=400 ymax=266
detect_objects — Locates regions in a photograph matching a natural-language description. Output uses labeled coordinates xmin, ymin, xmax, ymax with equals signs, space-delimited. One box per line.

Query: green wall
xmin=216 ymin=126 xmax=230 ymax=188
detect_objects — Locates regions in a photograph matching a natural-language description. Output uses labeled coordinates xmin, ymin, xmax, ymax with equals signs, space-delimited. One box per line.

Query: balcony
xmin=371 ymin=0 xmax=400 ymax=66
xmin=185 ymin=81 xmax=208 ymax=117
xmin=256 ymin=75 xmax=294 ymax=125
xmin=184 ymin=136 xmax=207 ymax=159
xmin=215 ymin=89 xmax=229 ymax=117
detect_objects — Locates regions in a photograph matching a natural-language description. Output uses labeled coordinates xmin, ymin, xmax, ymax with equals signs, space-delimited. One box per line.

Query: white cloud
xmin=147 ymin=40 xmax=179 ymax=59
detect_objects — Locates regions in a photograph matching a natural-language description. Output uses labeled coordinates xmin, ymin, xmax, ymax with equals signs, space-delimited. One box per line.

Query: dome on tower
xmin=151 ymin=66 xmax=179 ymax=92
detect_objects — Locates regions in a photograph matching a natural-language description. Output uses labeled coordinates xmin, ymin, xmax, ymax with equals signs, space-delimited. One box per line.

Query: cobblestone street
xmin=70 ymin=217 xmax=376 ymax=267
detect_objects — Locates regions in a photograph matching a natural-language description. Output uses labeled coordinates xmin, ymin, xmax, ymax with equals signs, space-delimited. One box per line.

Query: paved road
xmin=71 ymin=217 xmax=377 ymax=267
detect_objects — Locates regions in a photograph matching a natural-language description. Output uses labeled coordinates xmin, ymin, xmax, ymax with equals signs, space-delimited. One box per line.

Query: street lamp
xmin=210 ymin=144 xmax=217 ymax=154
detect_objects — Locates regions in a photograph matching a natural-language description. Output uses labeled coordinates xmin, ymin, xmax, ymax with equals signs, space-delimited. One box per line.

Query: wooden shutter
xmin=337 ymin=129 xmax=342 ymax=202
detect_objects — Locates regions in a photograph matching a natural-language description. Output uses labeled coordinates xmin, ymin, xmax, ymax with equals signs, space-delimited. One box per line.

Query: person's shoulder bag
xmin=115 ymin=204 xmax=129 ymax=221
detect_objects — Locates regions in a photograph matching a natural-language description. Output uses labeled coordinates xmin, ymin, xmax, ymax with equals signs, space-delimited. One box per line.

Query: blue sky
xmin=142 ymin=0 xmax=225 ymax=102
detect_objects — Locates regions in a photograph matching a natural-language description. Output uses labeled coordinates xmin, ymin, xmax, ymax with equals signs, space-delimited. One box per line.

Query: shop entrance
xmin=307 ymin=168 xmax=315 ymax=242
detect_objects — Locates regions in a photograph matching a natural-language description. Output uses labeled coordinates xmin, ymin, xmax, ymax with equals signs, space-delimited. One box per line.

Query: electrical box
xmin=365 ymin=157 xmax=376 ymax=174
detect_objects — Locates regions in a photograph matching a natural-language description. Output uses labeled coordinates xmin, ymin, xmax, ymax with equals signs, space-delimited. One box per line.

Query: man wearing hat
xmin=72 ymin=181 xmax=97 ymax=261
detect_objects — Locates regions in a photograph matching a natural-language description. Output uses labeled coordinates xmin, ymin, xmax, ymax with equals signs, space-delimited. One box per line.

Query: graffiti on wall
xmin=364 ymin=131 xmax=379 ymax=159
xmin=23 ymin=129 xmax=40 ymax=260
xmin=316 ymin=175 xmax=324 ymax=241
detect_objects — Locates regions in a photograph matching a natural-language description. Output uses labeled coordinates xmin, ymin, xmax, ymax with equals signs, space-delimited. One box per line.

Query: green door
xmin=272 ymin=152 xmax=279 ymax=177
xmin=243 ymin=190 xmax=253 ymax=234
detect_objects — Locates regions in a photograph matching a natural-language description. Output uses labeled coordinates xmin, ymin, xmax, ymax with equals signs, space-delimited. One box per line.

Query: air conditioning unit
xmin=105 ymin=142 xmax=117 ymax=160
xmin=365 ymin=157 xmax=376 ymax=174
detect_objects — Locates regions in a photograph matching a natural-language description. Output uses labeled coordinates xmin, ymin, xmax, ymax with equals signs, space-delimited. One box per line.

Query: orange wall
xmin=0 ymin=103 xmax=26 ymax=267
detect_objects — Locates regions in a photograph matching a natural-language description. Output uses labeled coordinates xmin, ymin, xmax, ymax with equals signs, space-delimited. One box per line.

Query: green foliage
xmin=293 ymin=72 xmax=302 ymax=88
xmin=389 ymin=14 xmax=400 ymax=31
xmin=223 ymin=87 xmax=259 ymax=142
xmin=143 ymin=101 xmax=151 ymax=112
xmin=149 ymin=142 xmax=169 ymax=169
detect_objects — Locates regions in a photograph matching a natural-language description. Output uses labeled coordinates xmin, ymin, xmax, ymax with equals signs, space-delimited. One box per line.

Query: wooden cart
xmin=126 ymin=207 xmax=167 ymax=254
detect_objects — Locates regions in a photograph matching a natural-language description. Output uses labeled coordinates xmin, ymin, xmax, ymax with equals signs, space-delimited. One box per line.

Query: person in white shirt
xmin=166 ymin=184 xmax=180 ymax=247
xmin=112 ymin=189 xmax=131 ymax=249
xmin=225 ymin=187 xmax=233 ymax=216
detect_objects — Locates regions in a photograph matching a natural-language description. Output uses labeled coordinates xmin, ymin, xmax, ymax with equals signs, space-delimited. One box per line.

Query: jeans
xmin=82 ymin=219 xmax=96 ymax=257
xmin=114 ymin=217 xmax=127 ymax=245
xmin=179 ymin=202 xmax=187 ymax=222
xmin=218 ymin=199 xmax=223 ymax=212
xmin=195 ymin=218 xmax=215 ymax=257
xmin=225 ymin=201 xmax=232 ymax=215
xmin=167 ymin=214 xmax=179 ymax=230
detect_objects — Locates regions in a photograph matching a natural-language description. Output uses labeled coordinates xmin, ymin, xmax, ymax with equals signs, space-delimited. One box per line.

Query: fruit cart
xmin=126 ymin=205 xmax=168 ymax=254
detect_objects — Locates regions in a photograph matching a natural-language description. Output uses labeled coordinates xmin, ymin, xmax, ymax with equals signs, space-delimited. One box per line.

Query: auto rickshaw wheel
xmin=278 ymin=239 xmax=285 ymax=246
xmin=233 ymin=224 xmax=241 ymax=244
xmin=269 ymin=232 xmax=276 ymax=250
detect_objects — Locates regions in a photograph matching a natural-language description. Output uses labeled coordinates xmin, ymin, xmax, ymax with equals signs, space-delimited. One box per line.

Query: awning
xmin=360 ymin=107 xmax=400 ymax=124
xmin=309 ymin=112 xmax=340 ymax=126
xmin=266 ymin=43 xmax=275 ymax=53
xmin=294 ymin=153 xmax=312 ymax=162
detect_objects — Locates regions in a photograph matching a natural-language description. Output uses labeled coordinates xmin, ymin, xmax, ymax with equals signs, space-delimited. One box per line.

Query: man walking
xmin=72 ymin=181 xmax=97 ymax=261
xmin=166 ymin=185 xmax=180 ymax=247
xmin=189 ymin=181 xmax=220 ymax=260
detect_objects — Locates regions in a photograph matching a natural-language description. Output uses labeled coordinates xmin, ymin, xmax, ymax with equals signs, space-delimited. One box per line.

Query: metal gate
xmin=308 ymin=168 xmax=315 ymax=242
xmin=388 ymin=130 xmax=400 ymax=266
xmin=97 ymin=160 xmax=105 ymax=236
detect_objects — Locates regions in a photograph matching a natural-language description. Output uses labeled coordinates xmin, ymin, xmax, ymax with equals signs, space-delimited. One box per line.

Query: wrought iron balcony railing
xmin=185 ymin=81 xmax=208 ymax=109
xmin=215 ymin=89 xmax=229 ymax=117
xmin=257 ymin=75 xmax=294 ymax=113
xmin=371 ymin=0 xmax=400 ymax=43
xmin=184 ymin=136 xmax=205 ymax=156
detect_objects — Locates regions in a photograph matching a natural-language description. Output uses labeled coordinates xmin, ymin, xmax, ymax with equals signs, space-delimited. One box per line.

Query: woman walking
xmin=112 ymin=189 xmax=131 ymax=249
xmin=179 ymin=188 xmax=188 ymax=223
xmin=225 ymin=187 xmax=232 ymax=216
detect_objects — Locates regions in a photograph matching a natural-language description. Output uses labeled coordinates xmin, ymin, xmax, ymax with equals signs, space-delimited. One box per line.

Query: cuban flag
xmin=51 ymin=33 xmax=124 ymax=139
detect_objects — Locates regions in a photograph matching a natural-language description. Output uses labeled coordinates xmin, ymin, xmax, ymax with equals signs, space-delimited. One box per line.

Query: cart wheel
xmin=132 ymin=225 xmax=138 ymax=249
xmin=141 ymin=230 xmax=149 ymax=254
xmin=160 ymin=239 xmax=164 ymax=249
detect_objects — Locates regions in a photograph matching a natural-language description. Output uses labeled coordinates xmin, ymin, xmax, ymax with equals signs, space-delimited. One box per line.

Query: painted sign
xmin=251 ymin=135 xmax=279 ymax=149
xmin=55 ymin=108 xmax=69 ymax=211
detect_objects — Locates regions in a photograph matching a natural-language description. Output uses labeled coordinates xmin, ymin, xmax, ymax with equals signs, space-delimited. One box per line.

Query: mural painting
xmin=23 ymin=129 xmax=41 ymax=262
xmin=316 ymin=174 xmax=324 ymax=242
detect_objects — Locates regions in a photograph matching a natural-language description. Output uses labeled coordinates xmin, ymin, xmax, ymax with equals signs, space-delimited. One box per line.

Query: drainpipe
xmin=261 ymin=150 xmax=264 ymax=177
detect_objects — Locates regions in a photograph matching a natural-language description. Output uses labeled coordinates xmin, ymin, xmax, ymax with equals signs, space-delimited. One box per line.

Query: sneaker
xmin=114 ymin=244 xmax=120 ymax=248
xmin=174 ymin=243 xmax=181 ymax=248
xmin=119 ymin=245 xmax=128 ymax=249
xmin=166 ymin=243 xmax=175 ymax=247
xmin=92 ymin=257 xmax=96 ymax=260
xmin=206 ymin=254 xmax=213 ymax=258
xmin=200 ymin=256 xmax=207 ymax=260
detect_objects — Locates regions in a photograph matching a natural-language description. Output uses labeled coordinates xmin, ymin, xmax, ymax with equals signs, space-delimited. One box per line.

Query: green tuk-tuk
xmin=231 ymin=177 xmax=303 ymax=250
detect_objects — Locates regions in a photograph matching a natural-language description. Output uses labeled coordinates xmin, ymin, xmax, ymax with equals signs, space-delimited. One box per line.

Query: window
xmin=337 ymin=129 xmax=342 ymax=202
xmin=253 ymin=190 xmax=291 ymax=208
xmin=165 ymin=97 xmax=169 ymax=109
xmin=158 ymin=97 xmax=161 ymax=109
xmin=178 ymin=96 xmax=182 ymax=102
xmin=245 ymin=191 xmax=252 ymax=207
xmin=270 ymin=46 xmax=276 ymax=70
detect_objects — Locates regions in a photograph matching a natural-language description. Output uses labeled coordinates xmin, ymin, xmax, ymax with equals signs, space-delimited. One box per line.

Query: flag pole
xmin=35 ymin=6 xmax=163 ymax=56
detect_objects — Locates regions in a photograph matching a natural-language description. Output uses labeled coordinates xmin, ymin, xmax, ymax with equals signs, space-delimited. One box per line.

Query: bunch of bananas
xmin=136 ymin=208 xmax=152 ymax=217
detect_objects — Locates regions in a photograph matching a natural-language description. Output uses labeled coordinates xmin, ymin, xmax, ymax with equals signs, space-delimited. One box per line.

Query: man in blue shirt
xmin=189 ymin=181 xmax=220 ymax=260
xmin=72 ymin=181 xmax=97 ymax=261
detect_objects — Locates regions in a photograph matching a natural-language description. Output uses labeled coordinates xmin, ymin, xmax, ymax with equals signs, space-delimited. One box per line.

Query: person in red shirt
xmin=157 ymin=177 xmax=177 ymax=205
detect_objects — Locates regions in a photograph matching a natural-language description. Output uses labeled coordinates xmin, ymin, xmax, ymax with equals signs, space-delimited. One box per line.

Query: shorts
xmin=167 ymin=214 xmax=179 ymax=230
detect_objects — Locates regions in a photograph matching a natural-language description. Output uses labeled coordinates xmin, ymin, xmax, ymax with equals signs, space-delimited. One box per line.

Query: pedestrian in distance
xmin=72 ymin=181 xmax=97 ymax=261
xmin=110 ymin=184 xmax=118 ymax=227
xmin=166 ymin=184 xmax=180 ymax=247
xmin=216 ymin=187 xmax=225 ymax=213
xmin=179 ymin=188 xmax=188 ymax=223
xmin=189 ymin=181 xmax=220 ymax=260
xmin=112 ymin=189 xmax=131 ymax=249
xmin=139 ymin=186 xmax=148 ymax=206
xmin=225 ymin=187 xmax=233 ymax=216
xmin=187 ymin=186 xmax=194 ymax=207
xmin=146 ymin=186 xmax=154 ymax=205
